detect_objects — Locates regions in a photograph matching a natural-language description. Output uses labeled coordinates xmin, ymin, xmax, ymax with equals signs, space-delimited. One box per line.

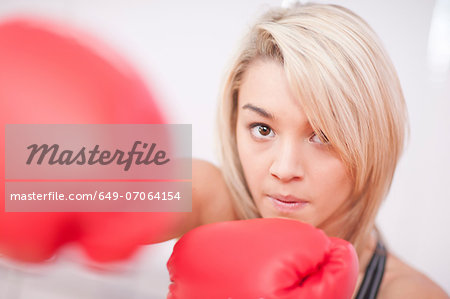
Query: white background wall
xmin=0 ymin=0 xmax=449 ymax=297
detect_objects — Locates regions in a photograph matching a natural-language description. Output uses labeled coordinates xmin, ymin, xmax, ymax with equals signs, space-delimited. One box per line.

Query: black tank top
xmin=354 ymin=239 xmax=387 ymax=299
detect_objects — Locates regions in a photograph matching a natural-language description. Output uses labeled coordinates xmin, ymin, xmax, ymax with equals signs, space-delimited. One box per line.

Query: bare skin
xmin=156 ymin=159 xmax=237 ymax=241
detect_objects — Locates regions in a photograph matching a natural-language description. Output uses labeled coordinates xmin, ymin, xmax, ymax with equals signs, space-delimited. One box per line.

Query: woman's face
xmin=236 ymin=58 xmax=353 ymax=229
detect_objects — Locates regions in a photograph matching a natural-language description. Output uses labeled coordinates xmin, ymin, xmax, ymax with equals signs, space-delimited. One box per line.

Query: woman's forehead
xmin=238 ymin=59 xmax=309 ymax=126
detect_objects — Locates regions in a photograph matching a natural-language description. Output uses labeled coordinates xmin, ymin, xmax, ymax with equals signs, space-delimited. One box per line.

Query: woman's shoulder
xmin=379 ymin=252 xmax=448 ymax=298
xmin=192 ymin=159 xmax=238 ymax=224
xmin=192 ymin=159 xmax=228 ymax=199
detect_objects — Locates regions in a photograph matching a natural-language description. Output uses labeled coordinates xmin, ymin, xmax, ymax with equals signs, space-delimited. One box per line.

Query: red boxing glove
xmin=167 ymin=218 xmax=358 ymax=299
xmin=0 ymin=18 xmax=177 ymax=263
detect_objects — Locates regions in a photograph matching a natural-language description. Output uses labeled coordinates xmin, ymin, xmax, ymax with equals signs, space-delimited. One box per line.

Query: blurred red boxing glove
xmin=0 ymin=18 xmax=178 ymax=263
xmin=167 ymin=218 xmax=358 ymax=299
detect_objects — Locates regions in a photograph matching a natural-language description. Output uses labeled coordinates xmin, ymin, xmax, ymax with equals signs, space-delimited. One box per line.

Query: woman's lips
xmin=267 ymin=194 xmax=309 ymax=212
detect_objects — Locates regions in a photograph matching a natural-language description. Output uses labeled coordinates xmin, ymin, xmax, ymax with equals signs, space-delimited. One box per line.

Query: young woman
xmin=168 ymin=3 xmax=448 ymax=298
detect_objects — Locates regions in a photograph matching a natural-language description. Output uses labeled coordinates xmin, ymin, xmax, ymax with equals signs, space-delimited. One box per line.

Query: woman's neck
xmin=356 ymin=230 xmax=378 ymax=283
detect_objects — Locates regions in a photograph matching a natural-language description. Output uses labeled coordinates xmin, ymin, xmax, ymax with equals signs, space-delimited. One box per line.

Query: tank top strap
xmin=354 ymin=238 xmax=387 ymax=299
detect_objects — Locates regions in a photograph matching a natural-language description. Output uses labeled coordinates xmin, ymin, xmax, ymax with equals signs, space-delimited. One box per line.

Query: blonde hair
xmin=215 ymin=3 xmax=409 ymax=254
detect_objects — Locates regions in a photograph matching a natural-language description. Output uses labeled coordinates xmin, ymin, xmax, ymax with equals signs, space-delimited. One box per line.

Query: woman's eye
xmin=310 ymin=133 xmax=322 ymax=144
xmin=309 ymin=131 xmax=329 ymax=144
xmin=250 ymin=124 xmax=275 ymax=139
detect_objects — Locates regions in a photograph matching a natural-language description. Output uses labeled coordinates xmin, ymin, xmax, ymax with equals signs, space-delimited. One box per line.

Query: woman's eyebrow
xmin=241 ymin=103 xmax=275 ymax=120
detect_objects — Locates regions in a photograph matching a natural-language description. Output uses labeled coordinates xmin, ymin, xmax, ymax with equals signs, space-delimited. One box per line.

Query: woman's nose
xmin=269 ymin=140 xmax=304 ymax=182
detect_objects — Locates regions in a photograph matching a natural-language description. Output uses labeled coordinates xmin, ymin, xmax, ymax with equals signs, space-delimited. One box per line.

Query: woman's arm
xmin=152 ymin=159 xmax=237 ymax=242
